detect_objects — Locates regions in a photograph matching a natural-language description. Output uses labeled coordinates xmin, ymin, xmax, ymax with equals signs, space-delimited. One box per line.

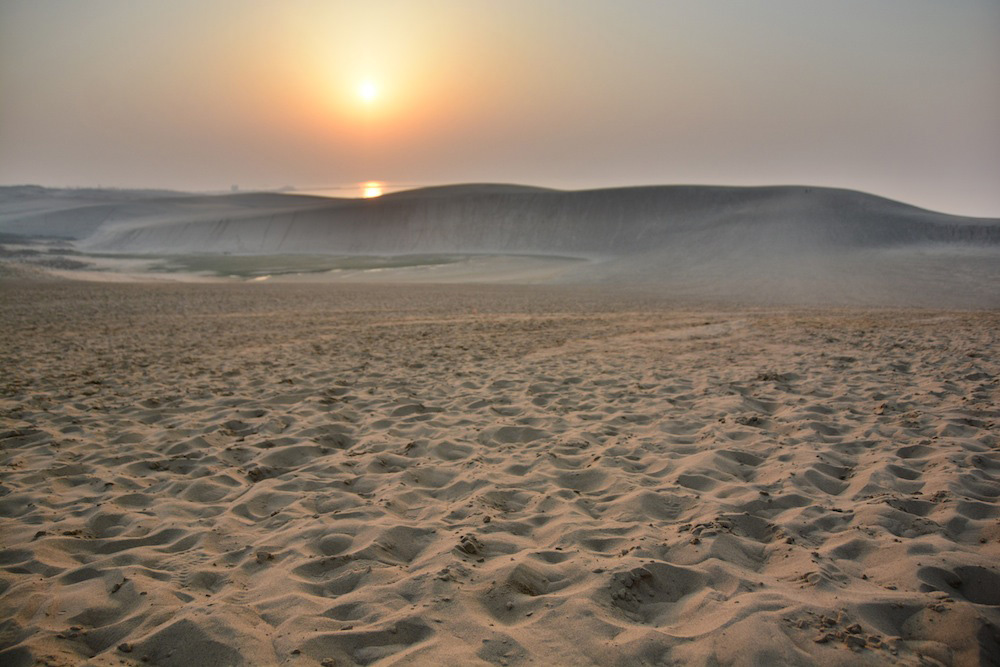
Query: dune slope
xmin=1 ymin=184 xmax=997 ymax=306
xmin=72 ymin=186 xmax=1000 ymax=257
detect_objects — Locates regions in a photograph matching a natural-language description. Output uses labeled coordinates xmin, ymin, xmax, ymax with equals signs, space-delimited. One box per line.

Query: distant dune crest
xmin=0 ymin=184 xmax=997 ymax=307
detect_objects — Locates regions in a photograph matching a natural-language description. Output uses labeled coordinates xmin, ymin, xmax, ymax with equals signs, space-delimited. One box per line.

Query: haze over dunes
xmin=1 ymin=184 xmax=998 ymax=307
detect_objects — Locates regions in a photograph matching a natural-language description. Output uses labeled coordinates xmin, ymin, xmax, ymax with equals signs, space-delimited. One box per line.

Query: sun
xmin=362 ymin=181 xmax=383 ymax=198
xmin=358 ymin=80 xmax=378 ymax=103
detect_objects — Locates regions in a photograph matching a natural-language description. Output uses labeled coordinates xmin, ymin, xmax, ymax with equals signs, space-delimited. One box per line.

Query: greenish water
xmin=147 ymin=254 xmax=469 ymax=277
xmin=1 ymin=240 xmax=588 ymax=278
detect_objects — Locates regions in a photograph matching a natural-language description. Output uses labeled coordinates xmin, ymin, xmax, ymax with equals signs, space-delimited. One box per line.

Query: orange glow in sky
xmin=2 ymin=3 xmax=999 ymax=216
xmin=362 ymin=181 xmax=383 ymax=198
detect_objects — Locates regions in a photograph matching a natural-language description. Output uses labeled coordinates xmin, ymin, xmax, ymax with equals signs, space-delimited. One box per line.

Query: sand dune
xmin=71 ymin=185 xmax=1000 ymax=257
xmin=1 ymin=184 xmax=997 ymax=307
xmin=1 ymin=280 xmax=998 ymax=665
xmin=0 ymin=186 xmax=191 ymax=240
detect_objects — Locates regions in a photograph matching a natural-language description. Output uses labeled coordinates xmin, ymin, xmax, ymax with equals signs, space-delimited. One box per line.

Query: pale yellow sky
xmin=1 ymin=1 xmax=998 ymax=215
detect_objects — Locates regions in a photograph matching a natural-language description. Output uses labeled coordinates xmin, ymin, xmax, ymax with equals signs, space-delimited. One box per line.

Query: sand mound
xmin=68 ymin=185 xmax=1000 ymax=258
xmin=1 ymin=184 xmax=997 ymax=306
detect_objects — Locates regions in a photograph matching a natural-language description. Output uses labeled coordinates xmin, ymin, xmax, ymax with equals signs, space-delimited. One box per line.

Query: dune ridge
xmin=73 ymin=185 xmax=1000 ymax=257
xmin=3 ymin=183 xmax=998 ymax=258
xmin=1 ymin=183 xmax=997 ymax=307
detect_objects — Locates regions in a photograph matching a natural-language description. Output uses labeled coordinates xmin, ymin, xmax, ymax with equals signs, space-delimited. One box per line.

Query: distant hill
xmin=1 ymin=183 xmax=997 ymax=306
xmin=55 ymin=184 xmax=1000 ymax=255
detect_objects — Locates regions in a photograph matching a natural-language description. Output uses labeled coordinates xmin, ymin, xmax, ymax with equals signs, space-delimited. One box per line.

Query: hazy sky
xmin=2 ymin=1 xmax=998 ymax=215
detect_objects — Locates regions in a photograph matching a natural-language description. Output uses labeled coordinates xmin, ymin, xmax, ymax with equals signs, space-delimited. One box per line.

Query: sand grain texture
xmin=1 ymin=280 xmax=999 ymax=666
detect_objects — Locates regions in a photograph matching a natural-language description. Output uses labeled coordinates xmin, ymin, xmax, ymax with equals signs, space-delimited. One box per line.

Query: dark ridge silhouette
xmin=61 ymin=184 xmax=1000 ymax=254
xmin=1 ymin=184 xmax=997 ymax=306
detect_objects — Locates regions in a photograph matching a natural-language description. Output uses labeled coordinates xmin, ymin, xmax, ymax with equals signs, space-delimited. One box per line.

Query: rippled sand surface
xmin=1 ymin=279 xmax=998 ymax=666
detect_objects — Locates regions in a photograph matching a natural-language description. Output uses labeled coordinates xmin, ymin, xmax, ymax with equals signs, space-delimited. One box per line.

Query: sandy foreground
xmin=1 ymin=277 xmax=998 ymax=666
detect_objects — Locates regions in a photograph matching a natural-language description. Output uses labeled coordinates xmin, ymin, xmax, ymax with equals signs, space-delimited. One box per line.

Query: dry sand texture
xmin=1 ymin=280 xmax=999 ymax=666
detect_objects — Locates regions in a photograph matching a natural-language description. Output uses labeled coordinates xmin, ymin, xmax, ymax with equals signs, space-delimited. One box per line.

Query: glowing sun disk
xmin=358 ymin=80 xmax=378 ymax=103
xmin=362 ymin=182 xmax=383 ymax=198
